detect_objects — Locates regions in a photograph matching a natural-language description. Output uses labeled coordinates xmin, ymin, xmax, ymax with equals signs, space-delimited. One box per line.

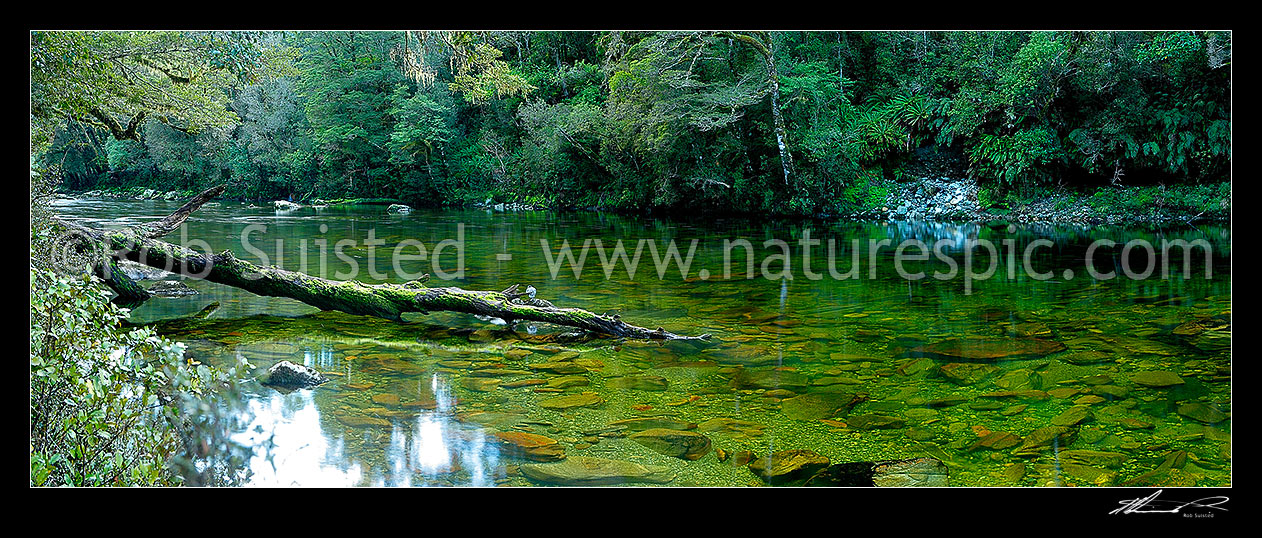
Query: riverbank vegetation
xmin=30 ymin=172 xmax=255 ymax=486
xmin=34 ymin=30 xmax=1230 ymax=218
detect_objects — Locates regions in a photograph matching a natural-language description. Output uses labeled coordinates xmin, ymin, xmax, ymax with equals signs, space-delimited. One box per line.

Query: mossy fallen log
xmin=56 ymin=186 xmax=709 ymax=342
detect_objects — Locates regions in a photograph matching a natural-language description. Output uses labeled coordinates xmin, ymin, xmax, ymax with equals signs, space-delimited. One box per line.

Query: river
xmin=50 ymin=196 xmax=1232 ymax=487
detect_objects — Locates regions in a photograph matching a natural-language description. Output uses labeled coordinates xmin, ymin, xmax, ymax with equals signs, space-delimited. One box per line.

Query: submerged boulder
xmin=519 ymin=456 xmax=675 ymax=486
xmin=805 ymin=457 xmax=949 ymax=487
xmin=607 ymin=375 xmax=670 ymax=391
xmin=1130 ymin=371 xmax=1185 ymax=388
xmin=730 ymin=368 xmax=811 ymax=390
xmin=748 ymin=449 xmax=830 ymax=485
xmin=493 ymin=431 xmax=566 ymax=462
xmin=780 ymin=392 xmax=863 ymax=421
xmin=538 ymin=392 xmax=604 ymax=410
xmin=1012 ymin=426 xmax=1078 ymax=456
xmin=629 ymin=428 xmax=712 ymax=460
xmin=909 ymin=338 xmax=1066 ymax=361
xmin=606 ymin=416 xmax=696 ymax=434
xmin=696 ymin=417 xmax=768 ymax=437
xmin=1177 ymin=402 xmax=1228 ymax=424
xmin=261 ymin=360 xmax=329 ymax=389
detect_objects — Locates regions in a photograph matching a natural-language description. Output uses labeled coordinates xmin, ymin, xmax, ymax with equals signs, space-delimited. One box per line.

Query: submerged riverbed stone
xmin=780 ymin=392 xmax=862 ymax=421
xmin=608 ymin=375 xmax=669 ymax=391
xmin=969 ymin=431 xmax=1021 ymax=451
xmin=1000 ymin=404 xmax=1028 ymax=416
xmin=460 ymin=377 xmax=501 ymax=392
xmin=847 ymin=414 xmax=906 ymax=430
xmin=697 ymin=418 xmax=767 ymax=437
xmin=261 ymin=360 xmax=329 ymax=389
xmin=457 ymin=411 xmax=526 ymax=429
xmin=731 ymin=369 xmax=810 ymax=390
xmin=910 ymin=338 xmax=1066 ymax=361
xmin=504 ymin=348 xmax=534 ymax=360
xmin=1119 ymin=417 xmax=1154 ymax=429
xmin=812 ymin=375 xmax=862 ymax=386
xmin=539 ymin=392 xmax=605 ymax=410
xmin=938 ymin=362 xmax=999 ymax=385
xmin=1013 ymin=426 xmax=1078 ymax=456
xmin=529 ymin=362 xmax=588 ymax=374
xmin=1051 ymin=406 xmax=1094 ymax=426
xmin=994 ymin=369 xmax=1040 ymax=390
xmin=923 ymin=395 xmax=969 ymax=407
xmin=1131 ymin=371 xmax=1185 ymax=388
xmin=872 ymin=458 xmax=949 ymax=487
xmin=1177 ymin=402 xmax=1228 ymax=423
xmin=805 ymin=458 xmax=948 ymax=487
xmin=980 ymin=389 xmax=1049 ymax=400
xmin=749 ymin=449 xmax=830 ymax=485
xmin=1059 ymin=351 xmax=1116 ymax=365
xmin=607 ymin=416 xmax=696 ymax=433
xmin=493 ymin=431 xmax=566 ymax=462
xmin=335 ymin=414 xmax=390 ymax=428
xmin=371 ymin=393 xmax=400 ymax=407
xmin=503 ymin=379 xmax=548 ymax=389
xmin=546 ymin=376 xmax=590 ymax=389
xmin=1059 ymin=450 xmax=1128 ymax=468
xmin=630 ymin=428 xmax=712 ymax=460
xmin=519 ymin=456 xmax=675 ymax=485
xmin=1172 ymin=318 xmax=1229 ymax=336
xmin=1092 ymin=385 xmax=1130 ymax=399
xmin=470 ymin=368 xmax=534 ymax=377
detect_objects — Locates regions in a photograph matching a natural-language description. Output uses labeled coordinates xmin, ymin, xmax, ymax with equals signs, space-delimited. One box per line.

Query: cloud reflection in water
xmin=239 ymin=372 xmax=502 ymax=486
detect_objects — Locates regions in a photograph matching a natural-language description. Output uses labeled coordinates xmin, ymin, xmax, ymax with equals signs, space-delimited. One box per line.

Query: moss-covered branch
xmin=57 ymin=186 xmax=710 ymax=342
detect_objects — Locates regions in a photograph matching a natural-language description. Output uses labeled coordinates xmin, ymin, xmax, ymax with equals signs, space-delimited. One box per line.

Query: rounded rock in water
xmin=262 ymin=360 xmax=329 ymax=389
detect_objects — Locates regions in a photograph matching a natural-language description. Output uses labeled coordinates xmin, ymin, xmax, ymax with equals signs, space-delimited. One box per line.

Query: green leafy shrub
xmin=29 ymin=268 xmax=255 ymax=486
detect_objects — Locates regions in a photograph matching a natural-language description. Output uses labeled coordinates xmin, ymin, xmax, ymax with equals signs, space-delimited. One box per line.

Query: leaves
xmin=33 ymin=30 xmax=1231 ymax=214
xmin=29 ymin=267 xmax=254 ymax=486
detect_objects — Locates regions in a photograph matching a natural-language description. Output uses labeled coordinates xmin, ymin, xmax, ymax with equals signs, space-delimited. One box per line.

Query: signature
xmin=1110 ymin=489 xmax=1230 ymax=515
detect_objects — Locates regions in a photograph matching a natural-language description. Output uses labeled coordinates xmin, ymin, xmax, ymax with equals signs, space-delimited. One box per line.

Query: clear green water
xmin=53 ymin=197 xmax=1231 ymax=487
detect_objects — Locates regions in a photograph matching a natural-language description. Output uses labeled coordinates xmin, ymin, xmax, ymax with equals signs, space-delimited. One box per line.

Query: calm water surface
xmin=53 ymin=197 xmax=1232 ymax=487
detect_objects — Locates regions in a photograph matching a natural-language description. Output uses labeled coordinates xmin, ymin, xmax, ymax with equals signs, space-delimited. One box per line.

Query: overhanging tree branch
xmin=86 ymin=108 xmax=147 ymax=141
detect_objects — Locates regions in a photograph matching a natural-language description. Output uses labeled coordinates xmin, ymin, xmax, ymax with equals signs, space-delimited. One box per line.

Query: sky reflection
xmin=235 ymin=372 xmax=502 ymax=487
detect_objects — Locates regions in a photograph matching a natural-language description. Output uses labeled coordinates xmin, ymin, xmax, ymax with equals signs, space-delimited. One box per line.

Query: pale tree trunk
xmin=719 ymin=31 xmax=794 ymax=188
xmin=766 ymin=55 xmax=793 ymax=187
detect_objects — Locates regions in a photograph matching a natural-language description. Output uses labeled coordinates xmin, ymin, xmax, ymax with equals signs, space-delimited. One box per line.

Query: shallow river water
xmin=53 ymin=197 xmax=1231 ymax=487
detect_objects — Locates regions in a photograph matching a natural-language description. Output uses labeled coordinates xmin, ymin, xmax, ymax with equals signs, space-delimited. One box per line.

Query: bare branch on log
xmin=141 ymin=184 xmax=226 ymax=238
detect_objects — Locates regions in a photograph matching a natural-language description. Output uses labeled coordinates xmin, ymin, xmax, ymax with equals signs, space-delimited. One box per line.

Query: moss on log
xmin=56 ymin=186 xmax=709 ymax=342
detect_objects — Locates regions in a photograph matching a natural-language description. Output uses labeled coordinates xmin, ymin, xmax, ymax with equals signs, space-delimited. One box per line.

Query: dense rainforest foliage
xmin=33 ymin=30 xmax=1230 ymax=215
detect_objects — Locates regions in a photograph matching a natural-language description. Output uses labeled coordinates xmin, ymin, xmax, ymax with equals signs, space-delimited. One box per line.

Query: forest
xmin=33 ymin=30 xmax=1231 ymax=216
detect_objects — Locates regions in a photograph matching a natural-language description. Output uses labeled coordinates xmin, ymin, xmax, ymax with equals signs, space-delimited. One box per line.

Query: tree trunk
xmin=55 ymin=186 xmax=709 ymax=342
xmin=718 ymin=31 xmax=793 ymax=187
xmin=766 ymin=58 xmax=794 ymax=187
